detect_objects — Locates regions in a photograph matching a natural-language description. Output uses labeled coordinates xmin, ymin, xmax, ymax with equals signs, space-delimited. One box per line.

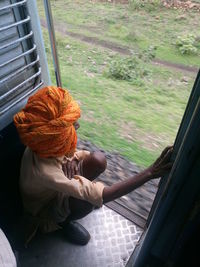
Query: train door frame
xmin=127 ymin=70 xmax=200 ymax=267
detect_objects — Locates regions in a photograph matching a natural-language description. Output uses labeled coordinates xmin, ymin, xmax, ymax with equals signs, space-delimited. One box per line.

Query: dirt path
xmin=41 ymin=18 xmax=199 ymax=74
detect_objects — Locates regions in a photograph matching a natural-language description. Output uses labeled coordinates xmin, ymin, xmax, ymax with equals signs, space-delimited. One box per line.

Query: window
xmin=0 ymin=0 xmax=45 ymax=130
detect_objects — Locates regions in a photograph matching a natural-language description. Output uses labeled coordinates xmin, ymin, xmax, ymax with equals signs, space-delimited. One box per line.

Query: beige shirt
xmin=20 ymin=147 xmax=105 ymax=240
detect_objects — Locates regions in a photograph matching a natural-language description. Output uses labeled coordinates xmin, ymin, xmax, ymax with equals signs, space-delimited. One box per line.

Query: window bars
xmin=0 ymin=0 xmax=43 ymax=129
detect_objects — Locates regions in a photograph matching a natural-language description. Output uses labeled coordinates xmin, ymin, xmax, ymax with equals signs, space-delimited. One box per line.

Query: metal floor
xmin=19 ymin=205 xmax=142 ymax=267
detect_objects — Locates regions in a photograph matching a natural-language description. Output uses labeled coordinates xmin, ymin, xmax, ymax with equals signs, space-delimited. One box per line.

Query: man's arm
xmin=103 ymin=146 xmax=173 ymax=204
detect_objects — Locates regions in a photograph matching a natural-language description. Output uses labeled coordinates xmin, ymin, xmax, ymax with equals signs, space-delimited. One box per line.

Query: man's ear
xmin=74 ymin=122 xmax=80 ymax=130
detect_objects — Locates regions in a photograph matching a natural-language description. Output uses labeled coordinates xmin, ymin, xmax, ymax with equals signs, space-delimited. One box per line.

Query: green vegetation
xmin=36 ymin=0 xmax=198 ymax=167
xmin=129 ymin=0 xmax=162 ymax=12
xmin=37 ymin=0 xmax=200 ymax=67
xmin=107 ymin=56 xmax=147 ymax=82
xmin=175 ymin=33 xmax=198 ymax=55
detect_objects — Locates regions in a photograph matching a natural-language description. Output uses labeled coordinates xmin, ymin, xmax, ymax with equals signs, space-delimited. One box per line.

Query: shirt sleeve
xmin=40 ymin=159 xmax=105 ymax=207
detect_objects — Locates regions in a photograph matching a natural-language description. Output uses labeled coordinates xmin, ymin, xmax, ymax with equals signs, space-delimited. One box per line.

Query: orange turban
xmin=14 ymin=86 xmax=81 ymax=158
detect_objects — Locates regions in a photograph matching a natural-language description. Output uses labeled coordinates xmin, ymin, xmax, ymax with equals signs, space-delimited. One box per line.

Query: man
xmin=14 ymin=86 xmax=172 ymax=246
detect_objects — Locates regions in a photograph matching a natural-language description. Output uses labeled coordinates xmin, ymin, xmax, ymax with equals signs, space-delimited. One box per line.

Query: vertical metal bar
xmin=43 ymin=0 xmax=62 ymax=87
xmin=27 ymin=1 xmax=51 ymax=86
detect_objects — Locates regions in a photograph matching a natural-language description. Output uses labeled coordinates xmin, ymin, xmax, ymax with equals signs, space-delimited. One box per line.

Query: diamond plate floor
xmin=18 ymin=206 xmax=142 ymax=267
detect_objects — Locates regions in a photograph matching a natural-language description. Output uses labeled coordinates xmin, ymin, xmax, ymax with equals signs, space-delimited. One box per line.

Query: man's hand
xmin=62 ymin=158 xmax=80 ymax=179
xmin=146 ymin=146 xmax=173 ymax=179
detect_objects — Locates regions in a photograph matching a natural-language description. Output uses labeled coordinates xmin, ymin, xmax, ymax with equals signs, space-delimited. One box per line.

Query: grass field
xmin=38 ymin=0 xmax=200 ymax=67
xmin=36 ymin=0 xmax=199 ymax=167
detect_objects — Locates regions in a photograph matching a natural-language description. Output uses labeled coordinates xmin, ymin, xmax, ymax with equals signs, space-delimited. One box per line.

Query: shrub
xmin=175 ymin=34 xmax=198 ymax=55
xmin=107 ymin=55 xmax=149 ymax=84
xmin=194 ymin=35 xmax=200 ymax=49
xmin=129 ymin=0 xmax=161 ymax=12
xmin=143 ymin=45 xmax=157 ymax=61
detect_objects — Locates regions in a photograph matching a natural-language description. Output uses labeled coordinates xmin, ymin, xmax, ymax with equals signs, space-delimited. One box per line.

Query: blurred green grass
xmin=37 ymin=0 xmax=197 ymax=167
